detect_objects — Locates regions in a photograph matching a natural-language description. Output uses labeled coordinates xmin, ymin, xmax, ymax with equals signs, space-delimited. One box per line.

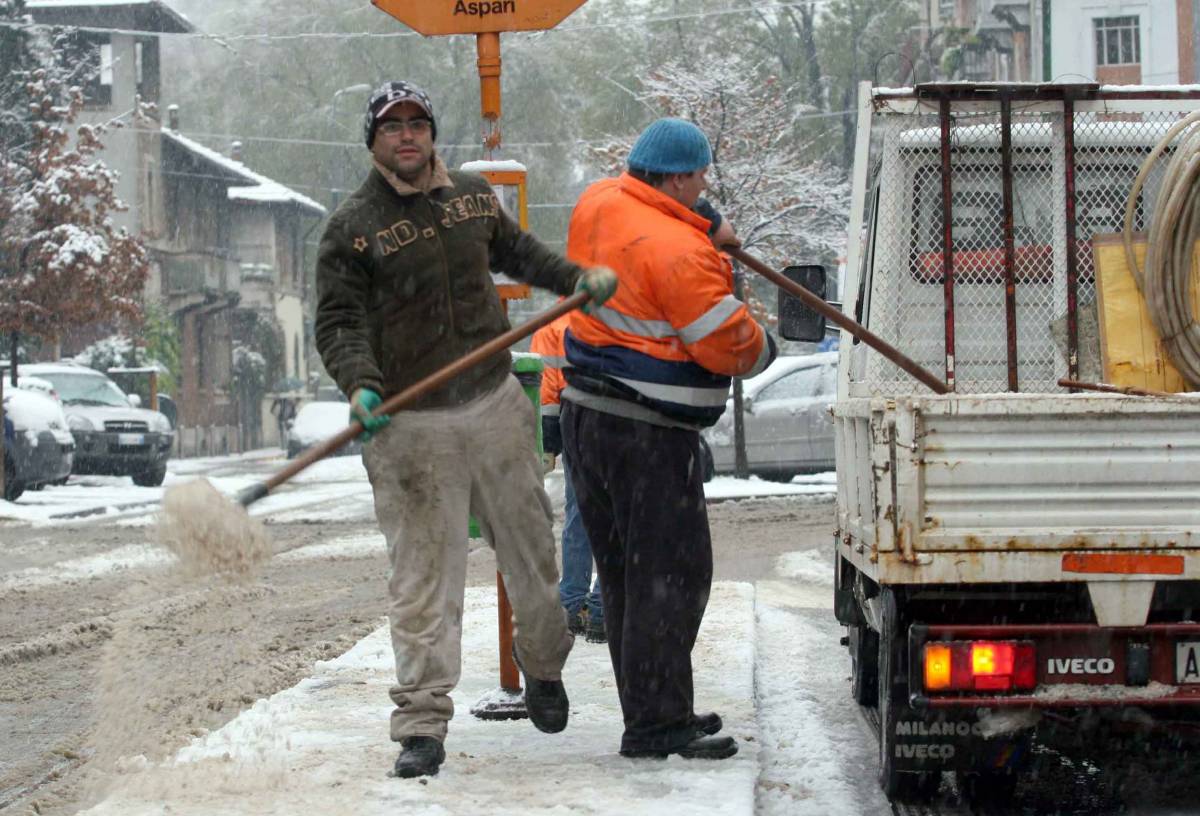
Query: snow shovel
xmin=724 ymin=245 xmax=951 ymax=395
xmin=156 ymin=291 xmax=588 ymax=578
xmin=233 ymin=290 xmax=591 ymax=509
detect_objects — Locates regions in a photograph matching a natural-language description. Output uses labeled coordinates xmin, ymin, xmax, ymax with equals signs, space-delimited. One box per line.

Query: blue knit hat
xmin=627 ymin=118 xmax=712 ymax=174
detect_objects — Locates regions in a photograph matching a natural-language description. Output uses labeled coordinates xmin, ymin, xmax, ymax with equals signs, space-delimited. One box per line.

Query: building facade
xmin=27 ymin=0 xmax=327 ymax=456
xmin=915 ymin=0 xmax=1197 ymax=84
xmin=1043 ymin=0 xmax=1196 ymax=84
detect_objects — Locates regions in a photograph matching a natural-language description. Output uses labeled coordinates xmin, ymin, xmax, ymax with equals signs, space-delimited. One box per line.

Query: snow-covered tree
xmin=0 ymin=10 xmax=148 ymax=347
xmin=587 ymin=59 xmax=851 ymax=325
xmin=73 ymin=334 xmax=143 ymax=372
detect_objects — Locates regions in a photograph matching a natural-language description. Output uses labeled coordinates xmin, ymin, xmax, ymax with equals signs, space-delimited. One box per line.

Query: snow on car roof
xmin=3 ymin=387 xmax=68 ymax=432
xmin=741 ymin=352 xmax=838 ymax=398
xmin=20 ymin=362 xmax=104 ymax=376
xmin=16 ymin=376 xmax=55 ymax=394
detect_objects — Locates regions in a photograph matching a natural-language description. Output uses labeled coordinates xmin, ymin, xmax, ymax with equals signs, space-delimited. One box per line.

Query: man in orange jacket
xmin=534 ymin=199 xmax=739 ymax=648
xmin=560 ymin=118 xmax=775 ymax=760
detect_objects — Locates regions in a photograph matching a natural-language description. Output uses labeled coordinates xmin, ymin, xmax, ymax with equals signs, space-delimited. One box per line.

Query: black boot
xmin=513 ymin=647 xmax=569 ymax=733
xmin=394 ymin=736 xmax=445 ymax=778
xmin=693 ymin=711 xmax=722 ymax=737
xmin=622 ymin=735 xmax=738 ymax=760
xmin=584 ymin=613 xmax=607 ymax=644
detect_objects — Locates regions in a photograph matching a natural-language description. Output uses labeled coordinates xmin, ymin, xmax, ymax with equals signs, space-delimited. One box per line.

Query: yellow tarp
xmin=1094 ymin=232 xmax=1200 ymax=392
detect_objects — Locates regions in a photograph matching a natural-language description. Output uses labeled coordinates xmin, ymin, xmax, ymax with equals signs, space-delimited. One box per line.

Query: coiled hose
xmin=1123 ymin=110 xmax=1200 ymax=386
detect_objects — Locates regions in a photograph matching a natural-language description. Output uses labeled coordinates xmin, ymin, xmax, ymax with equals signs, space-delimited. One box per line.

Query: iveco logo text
xmin=1047 ymin=658 xmax=1115 ymax=675
xmin=896 ymin=744 xmax=955 ymax=759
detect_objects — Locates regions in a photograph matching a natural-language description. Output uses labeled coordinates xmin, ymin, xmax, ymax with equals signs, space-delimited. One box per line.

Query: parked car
xmin=20 ymin=362 xmax=174 ymax=486
xmin=155 ymin=393 xmax=178 ymax=429
xmin=701 ymin=352 xmax=837 ymax=482
xmin=286 ymin=401 xmax=360 ymax=459
xmin=2 ymin=385 xmax=75 ymax=501
xmin=2 ymin=413 xmax=13 ymax=501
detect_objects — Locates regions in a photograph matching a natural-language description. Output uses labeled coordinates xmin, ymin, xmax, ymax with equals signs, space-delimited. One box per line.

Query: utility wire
xmin=134 ymin=108 xmax=851 ymax=151
xmin=139 ymin=126 xmax=617 ymax=151
xmin=157 ymin=111 xmax=842 ymax=200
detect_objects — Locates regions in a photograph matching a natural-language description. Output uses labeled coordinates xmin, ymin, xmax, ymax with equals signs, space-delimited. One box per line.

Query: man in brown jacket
xmin=315 ymin=80 xmax=616 ymax=779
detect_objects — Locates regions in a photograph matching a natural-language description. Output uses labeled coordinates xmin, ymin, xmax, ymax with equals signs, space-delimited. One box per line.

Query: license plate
xmin=1177 ymin=642 xmax=1200 ymax=683
xmin=118 ymin=433 xmax=145 ymax=446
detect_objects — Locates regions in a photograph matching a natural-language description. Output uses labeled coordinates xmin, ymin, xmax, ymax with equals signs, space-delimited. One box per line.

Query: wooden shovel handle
xmin=726 ymin=246 xmax=951 ymax=395
xmin=242 ymin=291 xmax=590 ymax=504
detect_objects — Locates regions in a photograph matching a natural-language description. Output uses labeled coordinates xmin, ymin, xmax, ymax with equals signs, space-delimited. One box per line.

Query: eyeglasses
xmin=377 ymin=118 xmax=431 ymax=137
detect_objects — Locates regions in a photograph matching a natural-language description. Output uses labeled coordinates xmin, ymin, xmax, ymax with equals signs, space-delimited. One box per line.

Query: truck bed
xmin=836 ymin=393 xmax=1200 ymax=585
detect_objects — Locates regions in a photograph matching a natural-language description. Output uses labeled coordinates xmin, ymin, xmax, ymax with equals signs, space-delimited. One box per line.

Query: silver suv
xmin=21 ymin=362 xmax=174 ymax=486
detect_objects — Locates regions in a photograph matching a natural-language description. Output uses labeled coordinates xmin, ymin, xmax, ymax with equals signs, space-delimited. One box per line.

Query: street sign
xmin=372 ymin=0 xmax=587 ymax=35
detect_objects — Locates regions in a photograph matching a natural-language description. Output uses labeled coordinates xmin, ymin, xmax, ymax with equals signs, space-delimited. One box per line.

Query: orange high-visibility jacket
xmin=564 ymin=173 xmax=773 ymax=426
xmin=531 ymin=311 xmax=570 ymax=454
xmin=530 ymin=311 xmax=569 ymax=416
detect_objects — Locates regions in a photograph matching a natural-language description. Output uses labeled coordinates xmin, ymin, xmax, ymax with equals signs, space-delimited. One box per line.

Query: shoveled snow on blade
xmin=158 ymin=479 xmax=271 ymax=578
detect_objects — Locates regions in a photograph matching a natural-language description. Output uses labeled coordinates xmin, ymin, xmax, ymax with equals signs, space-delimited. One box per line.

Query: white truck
xmin=779 ymin=82 xmax=1200 ymax=802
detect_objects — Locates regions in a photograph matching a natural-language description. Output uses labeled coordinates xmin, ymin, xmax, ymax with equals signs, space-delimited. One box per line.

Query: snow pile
xmin=755 ymin=603 xmax=885 ymax=815
xmin=275 ymin=533 xmax=384 ymax=564
xmin=775 ymin=550 xmax=834 ymax=585
xmin=0 ymin=544 xmax=172 ymax=594
xmin=704 ymin=475 xmax=835 ymax=501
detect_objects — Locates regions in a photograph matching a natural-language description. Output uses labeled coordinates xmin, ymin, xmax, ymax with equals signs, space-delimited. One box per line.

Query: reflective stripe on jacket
xmin=564 ymin=173 xmax=772 ymax=427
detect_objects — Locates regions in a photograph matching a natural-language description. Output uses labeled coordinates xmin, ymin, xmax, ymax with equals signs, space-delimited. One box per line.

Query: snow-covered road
xmin=8 ymin=451 xmax=1200 ymax=815
xmin=0 ymin=449 xmax=836 ymax=527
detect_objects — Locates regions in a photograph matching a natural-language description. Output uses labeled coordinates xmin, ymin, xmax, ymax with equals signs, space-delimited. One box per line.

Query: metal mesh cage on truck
xmin=848 ymin=84 xmax=1200 ymax=397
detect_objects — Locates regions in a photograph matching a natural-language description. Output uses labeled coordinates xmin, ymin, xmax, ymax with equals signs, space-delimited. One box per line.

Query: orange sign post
xmin=371 ymin=0 xmax=588 ymax=721
xmin=372 ymin=0 xmax=587 ymax=154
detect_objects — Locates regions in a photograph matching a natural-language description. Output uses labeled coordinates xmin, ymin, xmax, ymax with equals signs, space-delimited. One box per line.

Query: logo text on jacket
xmin=375 ymin=192 xmax=501 ymax=256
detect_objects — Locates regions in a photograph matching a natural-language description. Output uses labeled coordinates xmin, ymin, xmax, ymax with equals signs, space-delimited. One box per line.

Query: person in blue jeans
xmin=560 ymin=451 xmax=605 ymax=641
xmin=532 ymin=312 xmax=606 ymax=643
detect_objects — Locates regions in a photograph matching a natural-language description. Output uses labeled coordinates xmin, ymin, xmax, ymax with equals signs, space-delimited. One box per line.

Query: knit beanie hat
xmin=365 ymin=80 xmax=437 ymax=147
xmin=627 ymin=118 xmax=712 ymax=174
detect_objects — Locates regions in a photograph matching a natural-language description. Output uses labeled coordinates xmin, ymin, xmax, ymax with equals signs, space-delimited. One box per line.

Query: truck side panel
xmin=838 ymin=394 xmax=1200 ymax=584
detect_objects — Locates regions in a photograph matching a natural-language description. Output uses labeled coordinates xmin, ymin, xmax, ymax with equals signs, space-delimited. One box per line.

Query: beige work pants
xmin=362 ymin=375 xmax=573 ymax=742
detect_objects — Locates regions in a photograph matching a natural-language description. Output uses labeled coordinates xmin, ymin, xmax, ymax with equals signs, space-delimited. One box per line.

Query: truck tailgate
xmin=837 ymin=393 xmax=1200 ymax=558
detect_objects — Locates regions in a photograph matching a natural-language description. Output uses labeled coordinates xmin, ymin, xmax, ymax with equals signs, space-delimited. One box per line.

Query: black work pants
xmin=560 ymin=400 xmax=713 ymax=753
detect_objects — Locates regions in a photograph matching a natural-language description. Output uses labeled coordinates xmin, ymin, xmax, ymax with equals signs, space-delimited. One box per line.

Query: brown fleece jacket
xmin=315 ymin=156 xmax=584 ymax=409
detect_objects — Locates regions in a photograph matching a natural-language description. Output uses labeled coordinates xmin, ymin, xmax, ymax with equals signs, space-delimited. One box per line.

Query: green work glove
xmin=350 ymin=387 xmax=390 ymax=442
xmin=574 ymin=266 xmax=618 ymax=315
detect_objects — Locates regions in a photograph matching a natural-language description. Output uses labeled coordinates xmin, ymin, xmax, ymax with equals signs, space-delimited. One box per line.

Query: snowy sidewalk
xmin=83 ymin=583 xmax=760 ymax=816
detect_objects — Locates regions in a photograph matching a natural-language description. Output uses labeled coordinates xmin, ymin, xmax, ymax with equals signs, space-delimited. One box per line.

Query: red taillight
xmin=923 ymin=640 xmax=1036 ymax=692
